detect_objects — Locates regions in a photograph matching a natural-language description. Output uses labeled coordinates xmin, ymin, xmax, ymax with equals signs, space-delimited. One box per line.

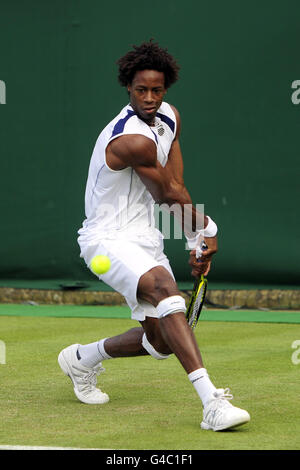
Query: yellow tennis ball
xmin=90 ymin=255 xmax=111 ymax=274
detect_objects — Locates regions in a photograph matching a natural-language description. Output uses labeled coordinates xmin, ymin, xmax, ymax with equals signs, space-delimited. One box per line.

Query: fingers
xmin=191 ymin=266 xmax=210 ymax=277
xmin=189 ymin=234 xmax=218 ymax=278
xmin=189 ymin=250 xmax=212 ymax=265
xmin=197 ymin=251 xmax=213 ymax=262
xmin=191 ymin=261 xmax=211 ymax=277
xmin=192 ymin=247 xmax=216 ymax=261
xmin=189 ymin=254 xmax=211 ymax=277
xmin=203 ymin=236 xmax=218 ymax=256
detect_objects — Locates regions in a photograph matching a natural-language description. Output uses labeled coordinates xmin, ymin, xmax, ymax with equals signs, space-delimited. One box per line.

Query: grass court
xmin=0 ymin=304 xmax=299 ymax=450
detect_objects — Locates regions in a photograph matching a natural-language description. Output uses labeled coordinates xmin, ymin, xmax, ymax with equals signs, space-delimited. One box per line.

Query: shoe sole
xmin=201 ymin=415 xmax=250 ymax=431
xmin=58 ymin=347 xmax=109 ymax=405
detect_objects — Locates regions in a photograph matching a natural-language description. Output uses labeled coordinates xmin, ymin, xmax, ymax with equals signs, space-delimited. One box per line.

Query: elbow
xmin=156 ymin=182 xmax=189 ymax=207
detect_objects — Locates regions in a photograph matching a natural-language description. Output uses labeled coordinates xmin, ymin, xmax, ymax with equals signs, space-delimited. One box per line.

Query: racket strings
xmin=187 ymin=280 xmax=207 ymax=328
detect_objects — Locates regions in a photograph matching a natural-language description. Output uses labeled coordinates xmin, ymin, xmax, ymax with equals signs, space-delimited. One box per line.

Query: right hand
xmin=188 ymin=235 xmax=218 ymax=278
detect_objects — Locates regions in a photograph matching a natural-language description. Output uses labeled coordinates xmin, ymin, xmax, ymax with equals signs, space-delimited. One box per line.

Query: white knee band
xmin=156 ymin=295 xmax=186 ymax=319
xmin=142 ymin=333 xmax=170 ymax=360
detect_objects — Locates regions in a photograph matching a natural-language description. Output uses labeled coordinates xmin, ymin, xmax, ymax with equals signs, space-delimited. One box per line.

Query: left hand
xmin=188 ymin=235 xmax=218 ymax=278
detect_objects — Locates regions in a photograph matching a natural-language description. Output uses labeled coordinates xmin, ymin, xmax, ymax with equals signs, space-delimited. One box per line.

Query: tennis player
xmin=58 ymin=41 xmax=250 ymax=431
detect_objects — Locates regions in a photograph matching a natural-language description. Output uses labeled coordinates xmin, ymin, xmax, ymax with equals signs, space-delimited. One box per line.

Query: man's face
xmin=127 ymin=70 xmax=166 ymax=125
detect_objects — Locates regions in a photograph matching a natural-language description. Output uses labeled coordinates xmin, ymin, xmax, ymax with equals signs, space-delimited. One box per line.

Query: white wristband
xmin=185 ymin=216 xmax=218 ymax=250
xmin=202 ymin=216 xmax=218 ymax=237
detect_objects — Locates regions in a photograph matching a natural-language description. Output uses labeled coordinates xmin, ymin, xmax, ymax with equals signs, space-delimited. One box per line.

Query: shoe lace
xmin=209 ymin=388 xmax=234 ymax=412
xmin=205 ymin=388 xmax=235 ymax=426
xmin=82 ymin=368 xmax=103 ymax=386
xmin=72 ymin=364 xmax=105 ymax=390
xmin=214 ymin=388 xmax=233 ymax=401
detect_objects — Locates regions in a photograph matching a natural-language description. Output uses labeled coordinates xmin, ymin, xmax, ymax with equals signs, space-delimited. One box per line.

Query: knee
xmin=138 ymin=267 xmax=180 ymax=306
xmin=146 ymin=330 xmax=171 ymax=355
xmin=141 ymin=318 xmax=172 ymax=356
xmin=142 ymin=332 xmax=172 ymax=358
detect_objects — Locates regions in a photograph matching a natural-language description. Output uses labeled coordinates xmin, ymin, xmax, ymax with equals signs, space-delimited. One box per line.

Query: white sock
xmin=77 ymin=339 xmax=112 ymax=368
xmin=188 ymin=368 xmax=217 ymax=407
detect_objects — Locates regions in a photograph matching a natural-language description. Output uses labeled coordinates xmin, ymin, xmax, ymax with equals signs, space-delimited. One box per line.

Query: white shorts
xmin=79 ymin=236 xmax=175 ymax=322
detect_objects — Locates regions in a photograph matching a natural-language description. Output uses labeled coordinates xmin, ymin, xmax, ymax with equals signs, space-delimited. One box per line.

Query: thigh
xmin=80 ymin=239 xmax=160 ymax=308
xmin=137 ymin=265 xmax=181 ymax=306
xmin=80 ymin=238 xmax=177 ymax=322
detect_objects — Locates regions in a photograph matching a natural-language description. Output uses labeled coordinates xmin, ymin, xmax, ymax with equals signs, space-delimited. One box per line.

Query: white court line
xmin=0 ymin=445 xmax=111 ymax=450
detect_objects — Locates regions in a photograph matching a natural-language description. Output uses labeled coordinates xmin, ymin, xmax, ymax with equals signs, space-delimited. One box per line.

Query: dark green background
xmin=0 ymin=0 xmax=299 ymax=285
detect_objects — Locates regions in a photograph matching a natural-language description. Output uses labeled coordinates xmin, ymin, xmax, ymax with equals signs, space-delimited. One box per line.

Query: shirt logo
xmin=157 ymin=124 xmax=165 ymax=136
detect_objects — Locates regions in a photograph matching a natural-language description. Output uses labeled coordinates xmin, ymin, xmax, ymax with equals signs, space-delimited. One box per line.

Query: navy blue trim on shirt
xmin=110 ymin=107 xmax=174 ymax=143
xmin=111 ymin=109 xmax=136 ymax=138
xmin=110 ymin=108 xmax=158 ymax=145
xmin=150 ymin=129 xmax=158 ymax=144
xmin=156 ymin=112 xmax=175 ymax=134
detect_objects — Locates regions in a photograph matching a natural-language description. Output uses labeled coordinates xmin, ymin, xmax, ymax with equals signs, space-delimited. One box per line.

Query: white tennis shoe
xmin=201 ymin=388 xmax=250 ymax=431
xmin=58 ymin=343 xmax=109 ymax=405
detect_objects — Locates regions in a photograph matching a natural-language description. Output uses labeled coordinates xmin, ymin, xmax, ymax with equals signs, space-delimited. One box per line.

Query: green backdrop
xmin=0 ymin=0 xmax=299 ymax=285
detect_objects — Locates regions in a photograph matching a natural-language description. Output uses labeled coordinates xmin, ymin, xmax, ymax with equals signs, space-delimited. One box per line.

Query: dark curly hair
xmin=117 ymin=40 xmax=180 ymax=89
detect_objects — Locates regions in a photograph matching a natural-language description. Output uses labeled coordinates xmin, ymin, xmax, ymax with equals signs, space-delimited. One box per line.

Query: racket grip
xmin=196 ymin=241 xmax=208 ymax=259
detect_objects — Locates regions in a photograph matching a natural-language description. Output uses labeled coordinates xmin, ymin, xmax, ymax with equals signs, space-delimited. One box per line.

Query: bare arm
xmin=164 ymin=105 xmax=207 ymax=235
xmin=106 ymin=133 xmax=189 ymax=206
xmin=165 ymin=106 xmax=218 ymax=274
xmin=106 ymin=114 xmax=217 ymax=275
xmin=107 ymin=131 xmax=207 ymax=231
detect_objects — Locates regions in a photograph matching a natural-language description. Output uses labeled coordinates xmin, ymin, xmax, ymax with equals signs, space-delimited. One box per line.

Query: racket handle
xmin=196 ymin=241 xmax=208 ymax=259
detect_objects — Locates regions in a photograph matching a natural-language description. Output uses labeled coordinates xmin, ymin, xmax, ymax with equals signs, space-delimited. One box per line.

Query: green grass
xmin=0 ymin=315 xmax=299 ymax=450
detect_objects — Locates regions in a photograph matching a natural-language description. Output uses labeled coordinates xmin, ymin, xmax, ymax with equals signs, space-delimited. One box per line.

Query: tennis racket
xmin=185 ymin=242 xmax=208 ymax=329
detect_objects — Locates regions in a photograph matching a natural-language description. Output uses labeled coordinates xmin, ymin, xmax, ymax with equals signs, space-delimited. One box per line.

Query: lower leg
xmin=138 ymin=267 xmax=206 ymax=372
xmin=158 ymin=311 xmax=217 ymax=406
xmin=138 ymin=267 xmax=217 ymax=405
xmin=104 ymin=327 xmax=148 ymax=357
xmin=159 ymin=312 xmax=204 ymax=374
xmin=78 ymin=327 xmax=148 ymax=367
